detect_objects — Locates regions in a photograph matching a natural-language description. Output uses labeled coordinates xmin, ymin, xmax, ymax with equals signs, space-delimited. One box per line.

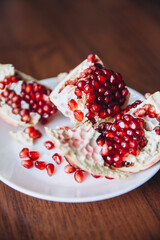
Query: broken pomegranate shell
xmin=0 ymin=64 xmax=57 ymax=126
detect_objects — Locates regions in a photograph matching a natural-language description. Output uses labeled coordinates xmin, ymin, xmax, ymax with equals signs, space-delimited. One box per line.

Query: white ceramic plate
xmin=0 ymin=78 xmax=159 ymax=202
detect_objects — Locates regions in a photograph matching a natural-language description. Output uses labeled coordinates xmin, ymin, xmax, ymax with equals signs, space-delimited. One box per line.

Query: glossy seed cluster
xmin=64 ymin=54 xmax=129 ymax=123
xmin=0 ymin=73 xmax=57 ymax=123
xmin=97 ymin=114 xmax=147 ymax=168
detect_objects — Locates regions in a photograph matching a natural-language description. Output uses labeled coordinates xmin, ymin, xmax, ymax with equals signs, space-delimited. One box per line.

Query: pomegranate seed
xmin=25 ymin=84 xmax=32 ymax=93
xmin=85 ymin=111 xmax=95 ymax=120
xmin=123 ymin=114 xmax=133 ymax=122
xmin=11 ymin=76 xmax=18 ymax=83
xmin=90 ymin=103 xmax=101 ymax=112
xmin=143 ymin=104 xmax=150 ymax=111
xmin=29 ymin=129 xmax=42 ymax=139
xmin=19 ymin=148 xmax=29 ymax=158
xmin=29 ymin=151 xmax=40 ymax=160
xmin=86 ymin=92 xmax=96 ymax=102
xmin=35 ymin=161 xmax=47 ymax=170
xmin=84 ymin=84 xmax=94 ymax=94
xmin=77 ymin=80 xmax=86 ymax=89
xmin=115 ymin=137 xmax=123 ymax=143
xmin=99 ymin=109 xmax=108 ymax=119
xmin=105 ymin=131 xmax=115 ymax=139
xmin=21 ymin=160 xmax=33 ymax=169
xmin=148 ymin=105 xmax=156 ymax=118
xmin=96 ymin=136 xmax=105 ymax=146
xmin=24 ymin=126 xmax=35 ymax=134
xmin=139 ymin=137 xmax=148 ymax=147
xmin=98 ymin=87 xmax=105 ymax=94
xmin=154 ymin=126 xmax=160 ymax=135
xmin=129 ymin=148 xmax=138 ymax=156
xmin=87 ymin=54 xmax=95 ymax=62
xmin=114 ymin=113 xmax=121 ymax=121
xmin=118 ymin=82 xmax=125 ymax=89
xmin=44 ymin=141 xmax=55 ymax=150
xmin=98 ymin=75 xmax=106 ymax=84
xmin=21 ymin=115 xmax=31 ymax=123
xmin=3 ymin=77 xmax=10 ymax=85
xmin=98 ymin=122 xmax=106 ymax=132
xmin=121 ymin=88 xmax=129 ymax=97
xmin=46 ymin=163 xmax=55 ymax=176
xmin=91 ymin=174 xmax=101 ymax=178
xmin=74 ymin=88 xmax=82 ymax=97
xmin=127 ymin=129 xmax=134 ymax=136
xmin=20 ymin=109 xmax=29 ymax=116
xmin=116 ymin=130 xmax=126 ymax=137
xmin=52 ymin=153 xmax=62 ymax=165
xmin=12 ymin=95 xmax=21 ymax=103
xmin=121 ymin=142 xmax=129 ymax=149
xmin=129 ymin=121 xmax=139 ymax=130
xmin=113 ymin=154 xmax=123 ymax=163
xmin=92 ymin=80 xmax=100 ymax=89
xmin=134 ymin=108 xmax=146 ymax=117
xmin=110 ymin=74 xmax=117 ymax=84
xmin=144 ymin=93 xmax=151 ymax=99
xmin=124 ymin=136 xmax=130 ymax=142
xmin=68 ymin=99 xmax=78 ymax=111
xmin=74 ymin=170 xmax=84 ymax=183
xmin=73 ymin=110 xmax=84 ymax=121
xmin=64 ymin=164 xmax=76 ymax=174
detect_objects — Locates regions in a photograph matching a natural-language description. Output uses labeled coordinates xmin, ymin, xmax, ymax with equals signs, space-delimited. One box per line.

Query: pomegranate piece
xmin=21 ymin=160 xmax=33 ymax=169
xmin=0 ymin=64 xmax=57 ymax=126
xmin=46 ymin=163 xmax=55 ymax=176
xmin=74 ymin=170 xmax=84 ymax=183
xmin=52 ymin=153 xmax=62 ymax=165
xmin=73 ymin=110 xmax=84 ymax=122
xmin=35 ymin=161 xmax=47 ymax=170
xmin=19 ymin=148 xmax=29 ymax=158
xmin=44 ymin=141 xmax=55 ymax=150
xmin=64 ymin=164 xmax=76 ymax=174
xmin=29 ymin=151 xmax=40 ymax=161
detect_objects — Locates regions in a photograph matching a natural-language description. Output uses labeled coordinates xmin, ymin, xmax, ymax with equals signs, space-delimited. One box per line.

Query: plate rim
xmin=0 ymin=82 xmax=159 ymax=202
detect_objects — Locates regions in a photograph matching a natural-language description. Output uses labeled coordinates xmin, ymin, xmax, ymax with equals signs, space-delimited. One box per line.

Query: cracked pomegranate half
xmin=49 ymin=54 xmax=130 ymax=127
xmin=0 ymin=64 xmax=57 ymax=126
xmin=45 ymin=92 xmax=160 ymax=177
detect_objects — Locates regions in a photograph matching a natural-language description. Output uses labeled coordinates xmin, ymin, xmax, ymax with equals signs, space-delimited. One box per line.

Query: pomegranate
xmin=49 ymin=54 xmax=130 ymax=127
xmin=0 ymin=64 xmax=57 ymax=126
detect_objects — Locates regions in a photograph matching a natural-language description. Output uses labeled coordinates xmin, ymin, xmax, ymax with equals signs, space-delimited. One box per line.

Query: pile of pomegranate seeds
xmin=0 ymin=73 xmax=57 ymax=124
xmin=24 ymin=126 xmax=42 ymax=139
xmin=97 ymin=114 xmax=148 ymax=168
xmin=44 ymin=141 xmax=55 ymax=150
xmin=62 ymin=54 xmax=129 ymax=123
xmin=19 ymin=148 xmax=56 ymax=176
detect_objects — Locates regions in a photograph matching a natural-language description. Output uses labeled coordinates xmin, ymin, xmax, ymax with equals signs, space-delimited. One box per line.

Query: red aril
xmin=29 ymin=151 xmax=40 ymax=161
xmin=74 ymin=170 xmax=84 ymax=183
xmin=35 ymin=161 xmax=47 ymax=170
xmin=52 ymin=153 xmax=62 ymax=165
xmin=44 ymin=141 xmax=55 ymax=150
xmin=154 ymin=126 xmax=160 ymax=135
xmin=73 ymin=110 xmax=84 ymax=122
xmin=29 ymin=129 xmax=42 ymax=139
xmin=64 ymin=164 xmax=76 ymax=174
xmin=46 ymin=163 xmax=55 ymax=176
xmin=68 ymin=99 xmax=78 ymax=111
xmin=19 ymin=148 xmax=29 ymax=158
xmin=21 ymin=160 xmax=33 ymax=169
xmin=105 ymin=176 xmax=114 ymax=180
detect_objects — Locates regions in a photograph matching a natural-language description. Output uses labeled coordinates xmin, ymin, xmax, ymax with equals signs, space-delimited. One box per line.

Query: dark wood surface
xmin=0 ymin=0 xmax=160 ymax=239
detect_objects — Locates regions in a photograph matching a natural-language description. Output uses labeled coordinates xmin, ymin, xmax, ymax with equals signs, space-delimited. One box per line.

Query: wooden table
xmin=0 ymin=0 xmax=159 ymax=239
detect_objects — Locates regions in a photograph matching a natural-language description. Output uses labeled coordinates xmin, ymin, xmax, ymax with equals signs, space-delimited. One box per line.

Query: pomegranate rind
xmin=9 ymin=130 xmax=34 ymax=146
xmin=45 ymin=125 xmax=128 ymax=179
xmin=50 ymin=55 xmax=130 ymax=128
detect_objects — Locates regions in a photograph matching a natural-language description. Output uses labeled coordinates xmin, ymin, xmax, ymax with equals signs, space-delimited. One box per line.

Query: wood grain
xmin=0 ymin=0 xmax=160 ymax=239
